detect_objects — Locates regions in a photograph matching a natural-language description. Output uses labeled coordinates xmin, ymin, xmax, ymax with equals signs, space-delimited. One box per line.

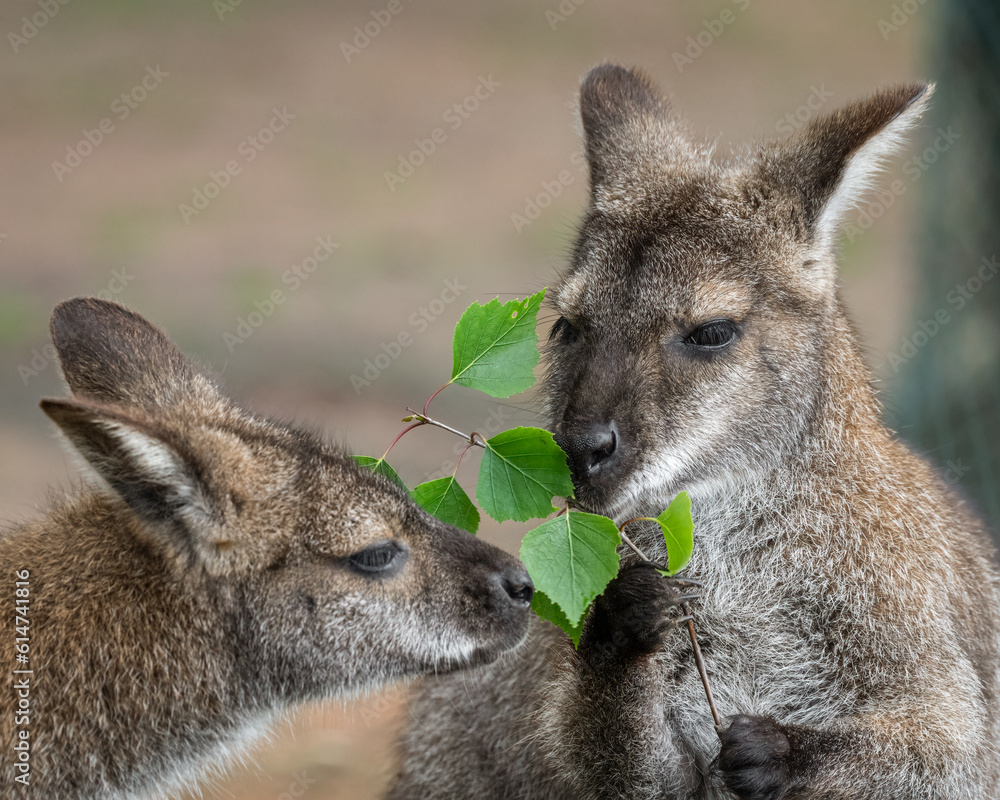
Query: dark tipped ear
xmin=759 ymin=82 xmax=932 ymax=255
xmin=41 ymin=397 xmax=221 ymax=563
xmin=51 ymin=298 xmax=210 ymax=408
xmin=579 ymin=64 xmax=704 ymax=202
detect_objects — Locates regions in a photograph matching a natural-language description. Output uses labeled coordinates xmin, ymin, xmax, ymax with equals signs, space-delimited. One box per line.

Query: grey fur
xmin=387 ymin=66 xmax=1000 ymax=800
xmin=0 ymin=298 xmax=532 ymax=800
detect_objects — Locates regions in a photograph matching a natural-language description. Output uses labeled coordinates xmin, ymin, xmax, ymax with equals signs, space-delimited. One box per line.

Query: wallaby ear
xmin=40 ymin=397 xmax=226 ymax=567
xmin=760 ymin=82 xmax=932 ymax=256
xmin=51 ymin=298 xmax=214 ymax=408
xmin=579 ymin=64 xmax=706 ymax=207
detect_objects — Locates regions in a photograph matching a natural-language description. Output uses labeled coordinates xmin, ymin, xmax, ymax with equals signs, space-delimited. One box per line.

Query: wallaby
xmin=387 ymin=65 xmax=1000 ymax=800
xmin=0 ymin=298 xmax=533 ymax=800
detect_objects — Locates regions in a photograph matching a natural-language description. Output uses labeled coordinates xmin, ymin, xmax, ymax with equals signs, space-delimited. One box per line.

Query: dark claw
xmin=648 ymin=567 xmax=702 ymax=588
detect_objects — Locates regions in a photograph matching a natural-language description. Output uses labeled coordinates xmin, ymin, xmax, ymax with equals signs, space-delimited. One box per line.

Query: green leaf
xmin=410 ymin=476 xmax=480 ymax=534
xmin=655 ymin=491 xmax=694 ymax=575
xmin=531 ymin=589 xmax=584 ymax=647
xmin=520 ymin=511 xmax=621 ymax=630
xmin=450 ymin=290 xmax=546 ymax=398
xmin=477 ymin=426 xmax=574 ymax=522
xmin=353 ymin=455 xmax=406 ymax=490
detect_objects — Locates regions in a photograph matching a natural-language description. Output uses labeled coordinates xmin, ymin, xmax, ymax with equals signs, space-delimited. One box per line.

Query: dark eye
xmin=684 ymin=319 xmax=739 ymax=350
xmin=550 ymin=316 xmax=579 ymax=344
xmin=346 ymin=540 xmax=407 ymax=576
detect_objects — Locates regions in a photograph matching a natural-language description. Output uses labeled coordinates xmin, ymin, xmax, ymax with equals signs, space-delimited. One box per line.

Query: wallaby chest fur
xmin=387 ymin=67 xmax=1000 ymax=800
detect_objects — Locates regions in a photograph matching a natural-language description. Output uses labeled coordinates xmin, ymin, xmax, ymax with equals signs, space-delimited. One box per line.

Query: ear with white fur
xmin=40 ymin=398 xmax=227 ymax=566
xmin=757 ymin=82 xmax=932 ymax=258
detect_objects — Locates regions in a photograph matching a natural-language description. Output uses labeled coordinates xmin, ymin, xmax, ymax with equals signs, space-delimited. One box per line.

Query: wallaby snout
xmin=492 ymin=563 xmax=534 ymax=607
xmin=556 ymin=419 xmax=620 ymax=483
xmin=411 ymin=511 xmax=533 ymax=665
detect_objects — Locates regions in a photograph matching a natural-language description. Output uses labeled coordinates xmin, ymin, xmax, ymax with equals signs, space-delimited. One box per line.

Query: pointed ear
xmin=579 ymin=64 xmax=706 ymax=206
xmin=759 ymin=82 xmax=932 ymax=256
xmin=41 ymin=397 xmax=226 ymax=566
xmin=50 ymin=298 xmax=215 ymax=408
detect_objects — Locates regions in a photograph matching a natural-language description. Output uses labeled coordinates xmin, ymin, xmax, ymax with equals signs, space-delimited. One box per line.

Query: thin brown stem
xmin=617 ymin=526 xmax=652 ymax=562
xmin=686 ymin=612 xmax=723 ymax=732
xmin=404 ymin=408 xmax=487 ymax=449
xmin=619 ymin=517 xmax=721 ymax=736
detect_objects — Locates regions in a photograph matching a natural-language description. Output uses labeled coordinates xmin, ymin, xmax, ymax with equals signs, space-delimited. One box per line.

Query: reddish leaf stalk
xmin=381 ymin=421 xmax=425 ymax=460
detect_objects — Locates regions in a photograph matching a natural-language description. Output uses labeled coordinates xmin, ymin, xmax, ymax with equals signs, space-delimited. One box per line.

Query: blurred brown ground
xmin=0 ymin=1 xmax=928 ymax=798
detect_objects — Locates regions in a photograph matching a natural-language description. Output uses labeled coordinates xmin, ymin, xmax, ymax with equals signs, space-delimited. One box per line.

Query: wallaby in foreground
xmin=0 ymin=298 xmax=533 ymax=800
xmin=388 ymin=66 xmax=1000 ymax=800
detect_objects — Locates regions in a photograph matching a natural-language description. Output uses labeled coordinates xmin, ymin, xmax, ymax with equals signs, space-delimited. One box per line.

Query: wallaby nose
xmin=491 ymin=564 xmax=534 ymax=608
xmin=562 ymin=420 xmax=619 ymax=476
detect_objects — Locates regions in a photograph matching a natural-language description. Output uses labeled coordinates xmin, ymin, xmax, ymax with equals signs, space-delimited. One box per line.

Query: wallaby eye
xmin=684 ymin=319 xmax=739 ymax=350
xmin=346 ymin=540 xmax=407 ymax=576
xmin=550 ymin=316 xmax=580 ymax=344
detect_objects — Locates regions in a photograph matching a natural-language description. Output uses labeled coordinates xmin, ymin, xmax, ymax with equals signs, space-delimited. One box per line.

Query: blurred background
xmin=1 ymin=1 xmax=996 ymax=797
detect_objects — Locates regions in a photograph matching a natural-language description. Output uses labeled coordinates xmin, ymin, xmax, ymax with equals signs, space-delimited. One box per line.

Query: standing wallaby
xmin=0 ymin=298 xmax=533 ymax=800
xmin=387 ymin=66 xmax=1000 ymax=800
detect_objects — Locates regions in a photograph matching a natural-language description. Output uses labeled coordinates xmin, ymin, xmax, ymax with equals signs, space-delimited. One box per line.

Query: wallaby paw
xmin=718 ymin=715 xmax=792 ymax=800
xmin=577 ymin=561 xmax=695 ymax=671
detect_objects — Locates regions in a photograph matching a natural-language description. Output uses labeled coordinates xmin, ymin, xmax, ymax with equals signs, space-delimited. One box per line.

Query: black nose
xmin=490 ymin=564 xmax=534 ymax=608
xmin=562 ymin=420 xmax=619 ymax=476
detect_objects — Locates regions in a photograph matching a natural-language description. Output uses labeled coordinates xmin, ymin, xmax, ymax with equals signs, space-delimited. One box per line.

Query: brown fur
xmin=387 ymin=66 xmax=1000 ymax=800
xmin=1 ymin=298 xmax=532 ymax=799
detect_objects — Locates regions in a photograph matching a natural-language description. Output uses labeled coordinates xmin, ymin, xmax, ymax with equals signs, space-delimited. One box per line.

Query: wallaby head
xmin=3 ymin=298 xmax=532 ymax=799
xmin=387 ymin=69 xmax=1000 ymax=800
xmin=44 ymin=298 xmax=532 ymax=689
xmin=547 ymin=65 xmax=931 ymax=521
